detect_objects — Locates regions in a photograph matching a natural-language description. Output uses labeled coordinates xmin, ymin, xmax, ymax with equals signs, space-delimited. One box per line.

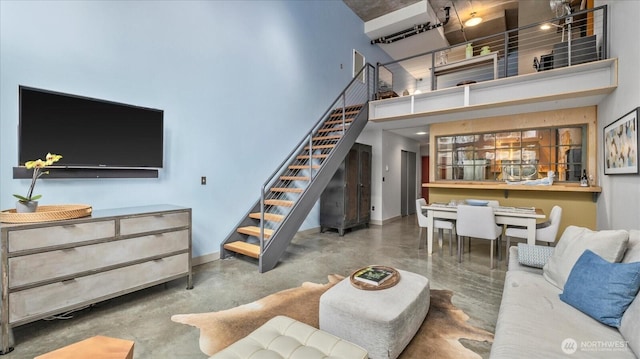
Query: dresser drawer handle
xmin=153 ymin=258 xmax=164 ymax=262
xmin=61 ymin=278 xmax=76 ymax=284
xmin=62 ymin=224 xmax=77 ymax=228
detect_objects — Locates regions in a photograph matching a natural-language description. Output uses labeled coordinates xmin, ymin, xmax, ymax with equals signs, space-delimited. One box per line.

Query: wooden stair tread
xmin=317 ymin=127 xmax=346 ymax=133
xmin=280 ymin=175 xmax=310 ymax=181
xmin=305 ymin=144 xmax=335 ymax=150
xmin=223 ymin=241 xmax=260 ymax=258
xmin=264 ymin=199 xmax=294 ymax=207
xmin=270 ymin=187 xmax=303 ymax=193
xmin=237 ymin=226 xmax=273 ymax=238
xmin=329 ymin=110 xmax=360 ymax=118
xmin=312 ymin=135 xmax=341 ymax=141
xmin=289 ymin=165 xmax=320 ymax=169
xmin=249 ymin=212 xmax=284 ymax=222
xmin=324 ymin=118 xmax=354 ymax=126
xmin=296 ymin=154 xmax=328 ymax=160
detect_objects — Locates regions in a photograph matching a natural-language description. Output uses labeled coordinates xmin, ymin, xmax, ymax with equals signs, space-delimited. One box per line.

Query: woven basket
xmin=1 ymin=204 xmax=92 ymax=223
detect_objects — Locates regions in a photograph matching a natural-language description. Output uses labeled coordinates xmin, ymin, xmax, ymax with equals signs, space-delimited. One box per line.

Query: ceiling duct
xmin=371 ymin=7 xmax=451 ymax=44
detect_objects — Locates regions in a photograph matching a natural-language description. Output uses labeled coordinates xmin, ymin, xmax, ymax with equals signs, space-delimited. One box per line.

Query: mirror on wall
xmin=435 ymin=126 xmax=586 ymax=182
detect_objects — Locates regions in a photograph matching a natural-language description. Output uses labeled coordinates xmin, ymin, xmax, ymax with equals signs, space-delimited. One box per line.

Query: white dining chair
xmin=505 ymin=205 xmax=563 ymax=262
xmin=461 ymin=200 xmax=500 ymax=254
xmin=456 ymin=204 xmax=503 ymax=269
xmin=416 ymin=198 xmax=456 ymax=255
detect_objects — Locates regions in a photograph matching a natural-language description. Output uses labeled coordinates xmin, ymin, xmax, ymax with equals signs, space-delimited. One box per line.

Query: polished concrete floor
xmin=9 ymin=215 xmax=507 ymax=358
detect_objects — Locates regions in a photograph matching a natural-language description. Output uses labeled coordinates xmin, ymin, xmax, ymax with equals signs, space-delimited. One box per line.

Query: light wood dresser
xmin=0 ymin=204 xmax=192 ymax=354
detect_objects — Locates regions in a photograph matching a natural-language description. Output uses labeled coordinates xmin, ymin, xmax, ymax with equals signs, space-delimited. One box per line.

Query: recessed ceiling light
xmin=416 ymin=131 xmax=427 ymax=135
xmin=464 ymin=12 xmax=483 ymax=27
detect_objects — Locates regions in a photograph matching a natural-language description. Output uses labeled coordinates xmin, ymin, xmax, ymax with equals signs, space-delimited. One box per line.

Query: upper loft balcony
xmin=366 ymin=5 xmax=615 ymax=129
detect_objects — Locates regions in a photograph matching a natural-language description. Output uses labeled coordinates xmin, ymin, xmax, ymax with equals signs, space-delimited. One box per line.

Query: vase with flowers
xmin=13 ymin=152 xmax=63 ymax=213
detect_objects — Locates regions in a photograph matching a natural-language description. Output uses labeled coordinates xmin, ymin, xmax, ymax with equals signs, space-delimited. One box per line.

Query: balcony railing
xmin=375 ymin=5 xmax=607 ymax=96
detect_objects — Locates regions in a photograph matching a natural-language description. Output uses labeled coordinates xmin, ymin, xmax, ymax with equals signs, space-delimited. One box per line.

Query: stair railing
xmin=258 ymin=64 xmax=375 ymax=252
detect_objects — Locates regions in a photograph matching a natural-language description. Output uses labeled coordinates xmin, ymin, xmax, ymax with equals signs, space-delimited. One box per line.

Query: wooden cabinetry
xmin=320 ymin=143 xmax=372 ymax=236
xmin=0 ymin=204 xmax=192 ymax=354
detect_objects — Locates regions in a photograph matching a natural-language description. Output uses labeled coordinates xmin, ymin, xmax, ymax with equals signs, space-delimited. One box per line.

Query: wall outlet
xmin=201 ymin=176 xmax=206 ymax=185
xmin=372 ymin=206 xmax=375 ymax=211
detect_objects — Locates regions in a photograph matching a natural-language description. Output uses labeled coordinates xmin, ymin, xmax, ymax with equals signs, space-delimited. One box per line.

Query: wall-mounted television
xmin=15 ymin=86 xmax=163 ymax=178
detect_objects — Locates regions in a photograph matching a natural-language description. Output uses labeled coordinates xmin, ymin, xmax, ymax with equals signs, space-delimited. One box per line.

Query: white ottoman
xmin=319 ymin=269 xmax=430 ymax=359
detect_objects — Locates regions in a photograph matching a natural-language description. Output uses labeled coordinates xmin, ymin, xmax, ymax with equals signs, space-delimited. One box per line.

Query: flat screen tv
xmin=18 ymin=86 xmax=163 ymax=171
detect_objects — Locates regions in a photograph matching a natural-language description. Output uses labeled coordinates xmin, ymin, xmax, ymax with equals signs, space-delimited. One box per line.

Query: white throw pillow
xmin=622 ymin=229 xmax=640 ymax=263
xmin=542 ymin=226 xmax=629 ymax=290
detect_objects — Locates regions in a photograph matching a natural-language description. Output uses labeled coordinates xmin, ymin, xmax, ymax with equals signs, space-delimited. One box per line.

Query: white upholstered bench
xmin=209 ymin=315 xmax=368 ymax=359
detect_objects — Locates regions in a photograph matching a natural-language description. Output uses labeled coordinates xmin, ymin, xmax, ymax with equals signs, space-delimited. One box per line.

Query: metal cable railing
xmin=258 ymin=64 xmax=375 ymax=252
xmin=376 ymin=6 xmax=607 ymax=94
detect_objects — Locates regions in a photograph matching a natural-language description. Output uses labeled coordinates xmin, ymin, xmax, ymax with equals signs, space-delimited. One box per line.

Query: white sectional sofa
xmin=491 ymin=227 xmax=640 ymax=358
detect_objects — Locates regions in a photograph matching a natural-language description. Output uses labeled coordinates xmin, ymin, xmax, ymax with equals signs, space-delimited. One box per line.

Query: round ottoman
xmin=319 ymin=269 xmax=430 ymax=359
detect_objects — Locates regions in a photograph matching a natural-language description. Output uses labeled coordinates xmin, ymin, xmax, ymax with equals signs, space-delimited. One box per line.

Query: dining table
xmin=422 ymin=203 xmax=546 ymax=255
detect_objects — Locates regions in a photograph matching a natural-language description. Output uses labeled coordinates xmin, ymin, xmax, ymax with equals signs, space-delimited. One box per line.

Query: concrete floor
xmin=8 ymin=215 xmax=507 ymax=358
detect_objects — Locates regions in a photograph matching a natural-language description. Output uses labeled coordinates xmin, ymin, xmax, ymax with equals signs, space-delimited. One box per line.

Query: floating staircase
xmin=221 ymin=64 xmax=375 ymax=272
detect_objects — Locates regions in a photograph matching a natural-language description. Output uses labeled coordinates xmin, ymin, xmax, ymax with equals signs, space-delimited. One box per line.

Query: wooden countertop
xmin=423 ymin=182 xmax=602 ymax=193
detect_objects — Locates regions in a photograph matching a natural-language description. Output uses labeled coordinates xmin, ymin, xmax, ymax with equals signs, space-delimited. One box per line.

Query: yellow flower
xmin=45 ymin=152 xmax=63 ymax=165
xmin=14 ymin=153 xmax=63 ymax=203
xmin=25 ymin=159 xmax=47 ymax=169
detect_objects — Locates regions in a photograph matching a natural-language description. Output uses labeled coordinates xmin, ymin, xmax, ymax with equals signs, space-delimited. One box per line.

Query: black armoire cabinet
xmin=320 ymin=143 xmax=372 ymax=236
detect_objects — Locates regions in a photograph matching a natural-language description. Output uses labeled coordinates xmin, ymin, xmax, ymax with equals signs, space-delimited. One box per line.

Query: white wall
xmin=0 ymin=1 xmax=393 ymax=258
xmin=380 ymin=130 xmax=421 ymax=222
xmin=595 ymin=0 xmax=640 ymax=230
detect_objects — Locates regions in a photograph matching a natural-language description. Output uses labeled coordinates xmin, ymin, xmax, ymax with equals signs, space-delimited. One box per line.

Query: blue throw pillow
xmin=559 ymin=249 xmax=640 ymax=328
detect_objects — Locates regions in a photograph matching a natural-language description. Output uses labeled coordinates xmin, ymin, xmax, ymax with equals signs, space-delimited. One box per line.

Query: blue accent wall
xmin=0 ymin=0 xmax=392 ymax=257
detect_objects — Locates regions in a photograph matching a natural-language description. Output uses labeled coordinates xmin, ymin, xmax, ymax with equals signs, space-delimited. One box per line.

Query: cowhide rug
xmin=171 ymin=275 xmax=493 ymax=358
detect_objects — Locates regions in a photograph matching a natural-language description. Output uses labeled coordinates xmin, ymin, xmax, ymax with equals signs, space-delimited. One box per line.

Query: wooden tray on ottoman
xmin=350 ymin=265 xmax=400 ymax=290
xmin=0 ymin=204 xmax=92 ymax=223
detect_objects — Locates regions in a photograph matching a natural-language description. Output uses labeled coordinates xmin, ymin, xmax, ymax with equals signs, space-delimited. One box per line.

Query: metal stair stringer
xmin=258 ymin=105 xmax=370 ymax=272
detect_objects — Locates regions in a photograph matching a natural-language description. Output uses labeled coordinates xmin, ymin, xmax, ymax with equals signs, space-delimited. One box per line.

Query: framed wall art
xmin=604 ymin=107 xmax=638 ymax=175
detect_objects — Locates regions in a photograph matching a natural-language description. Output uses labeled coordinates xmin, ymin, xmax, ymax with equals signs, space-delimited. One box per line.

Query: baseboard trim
xmin=369 ymin=215 xmax=404 ymax=226
xmin=192 ymin=252 xmax=220 ymax=266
